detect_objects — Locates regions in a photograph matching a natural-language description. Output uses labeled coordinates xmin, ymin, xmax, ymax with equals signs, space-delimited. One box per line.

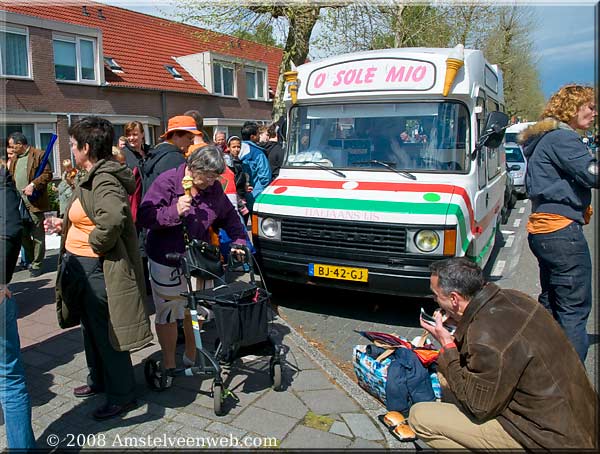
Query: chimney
xmin=97 ymin=8 xmax=106 ymax=20
xmin=82 ymin=6 xmax=90 ymax=16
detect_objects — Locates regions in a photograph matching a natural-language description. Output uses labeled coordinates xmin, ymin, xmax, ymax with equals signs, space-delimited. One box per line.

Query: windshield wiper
xmin=353 ymin=159 xmax=416 ymax=180
xmin=292 ymin=161 xmax=346 ymax=178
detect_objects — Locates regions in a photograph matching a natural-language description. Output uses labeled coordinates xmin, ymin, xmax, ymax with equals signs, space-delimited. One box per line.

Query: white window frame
xmin=0 ymin=24 xmax=32 ymax=79
xmin=53 ymin=33 xmax=99 ymax=84
xmin=213 ymin=61 xmax=236 ymax=98
xmin=35 ymin=123 xmax=60 ymax=179
xmin=104 ymin=56 xmax=123 ymax=73
xmin=165 ymin=64 xmax=183 ymax=80
xmin=245 ymin=66 xmax=267 ymax=101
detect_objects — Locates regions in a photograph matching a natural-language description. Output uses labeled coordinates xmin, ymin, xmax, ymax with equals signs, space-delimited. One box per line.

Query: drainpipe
xmin=67 ymin=113 xmax=74 ymax=163
xmin=161 ymin=91 xmax=168 ymax=136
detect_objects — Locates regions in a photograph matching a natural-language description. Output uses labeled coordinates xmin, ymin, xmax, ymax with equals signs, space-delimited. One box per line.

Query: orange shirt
xmin=527 ymin=205 xmax=594 ymax=234
xmin=65 ymin=199 xmax=99 ymax=257
xmin=527 ymin=213 xmax=572 ymax=234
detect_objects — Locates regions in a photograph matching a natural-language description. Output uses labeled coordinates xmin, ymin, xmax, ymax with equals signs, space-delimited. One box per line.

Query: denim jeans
xmin=0 ymin=294 xmax=36 ymax=449
xmin=528 ymin=222 xmax=592 ymax=362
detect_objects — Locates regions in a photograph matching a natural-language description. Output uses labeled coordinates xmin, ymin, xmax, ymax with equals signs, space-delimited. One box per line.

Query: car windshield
xmin=285 ymin=102 xmax=470 ymax=173
xmin=505 ymin=144 xmax=524 ymax=163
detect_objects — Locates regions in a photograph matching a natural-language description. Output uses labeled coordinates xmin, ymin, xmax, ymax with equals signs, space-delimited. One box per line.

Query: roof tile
xmin=1 ymin=0 xmax=283 ymax=94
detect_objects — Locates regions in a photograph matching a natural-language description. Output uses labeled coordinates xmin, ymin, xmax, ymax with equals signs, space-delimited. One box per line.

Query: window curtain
xmin=1 ymin=32 xmax=28 ymax=76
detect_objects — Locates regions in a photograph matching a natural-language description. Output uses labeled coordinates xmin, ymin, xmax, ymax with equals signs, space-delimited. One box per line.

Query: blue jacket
xmin=521 ymin=119 xmax=599 ymax=224
xmin=369 ymin=345 xmax=436 ymax=416
xmin=240 ymin=141 xmax=271 ymax=209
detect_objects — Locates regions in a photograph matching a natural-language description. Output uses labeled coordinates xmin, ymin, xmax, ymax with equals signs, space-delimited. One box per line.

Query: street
xmin=273 ymin=196 xmax=598 ymax=385
xmin=6 ymin=196 xmax=597 ymax=450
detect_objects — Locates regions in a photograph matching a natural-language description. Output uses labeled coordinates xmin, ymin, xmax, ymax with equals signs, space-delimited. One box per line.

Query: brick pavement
xmin=4 ymin=248 xmax=420 ymax=450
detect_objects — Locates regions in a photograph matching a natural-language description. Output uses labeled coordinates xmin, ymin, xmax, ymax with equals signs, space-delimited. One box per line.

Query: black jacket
xmin=261 ymin=140 xmax=285 ymax=179
xmin=140 ymin=142 xmax=185 ymax=196
xmin=123 ymin=142 xmax=150 ymax=171
xmin=521 ymin=118 xmax=599 ymax=223
xmin=0 ymin=167 xmax=23 ymax=285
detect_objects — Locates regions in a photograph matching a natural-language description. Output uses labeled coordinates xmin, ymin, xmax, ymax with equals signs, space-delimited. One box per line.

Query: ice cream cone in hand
xmin=182 ymin=175 xmax=193 ymax=196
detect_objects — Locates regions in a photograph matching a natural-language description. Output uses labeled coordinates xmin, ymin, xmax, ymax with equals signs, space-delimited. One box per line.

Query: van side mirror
xmin=472 ymin=111 xmax=509 ymax=159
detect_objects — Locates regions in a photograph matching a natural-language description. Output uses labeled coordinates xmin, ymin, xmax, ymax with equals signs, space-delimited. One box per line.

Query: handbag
xmin=18 ymin=198 xmax=32 ymax=226
xmin=180 ymin=219 xmax=223 ymax=279
xmin=184 ymin=238 xmax=224 ymax=279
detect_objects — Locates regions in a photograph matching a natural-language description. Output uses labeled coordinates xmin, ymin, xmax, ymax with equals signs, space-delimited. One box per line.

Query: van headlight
xmin=260 ymin=217 xmax=281 ymax=240
xmin=414 ymin=230 xmax=440 ymax=252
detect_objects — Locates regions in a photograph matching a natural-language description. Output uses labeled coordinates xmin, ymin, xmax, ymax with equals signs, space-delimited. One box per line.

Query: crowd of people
xmin=0 ymin=83 xmax=598 ymax=450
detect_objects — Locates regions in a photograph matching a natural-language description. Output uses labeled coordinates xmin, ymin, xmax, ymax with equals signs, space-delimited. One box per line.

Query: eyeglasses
xmin=192 ymin=171 xmax=219 ymax=181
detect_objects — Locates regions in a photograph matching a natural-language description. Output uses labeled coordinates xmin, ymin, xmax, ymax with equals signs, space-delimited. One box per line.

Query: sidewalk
xmin=5 ymin=248 xmax=417 ymax=450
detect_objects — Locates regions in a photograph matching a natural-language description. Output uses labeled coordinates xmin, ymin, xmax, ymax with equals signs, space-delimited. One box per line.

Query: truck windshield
xmin=286 ymin=102 xmax=470 ymax=173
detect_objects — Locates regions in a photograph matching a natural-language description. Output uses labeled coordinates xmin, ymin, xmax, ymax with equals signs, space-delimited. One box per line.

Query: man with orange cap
xmin=140 ymin=115 xmax=201 ymax=195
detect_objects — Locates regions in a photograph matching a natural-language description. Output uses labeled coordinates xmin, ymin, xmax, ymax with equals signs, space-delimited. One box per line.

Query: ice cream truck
xmin=251 ymin=46 xmax=509 ymax=297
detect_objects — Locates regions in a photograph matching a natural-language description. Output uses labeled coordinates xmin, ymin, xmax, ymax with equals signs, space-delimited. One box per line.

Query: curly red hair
xmin=541 ymin=84 xmax=595 ymax=123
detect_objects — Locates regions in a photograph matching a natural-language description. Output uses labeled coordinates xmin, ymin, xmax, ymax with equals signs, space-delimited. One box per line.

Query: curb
xmin=273 ymin=311 xmax=414 ymax=449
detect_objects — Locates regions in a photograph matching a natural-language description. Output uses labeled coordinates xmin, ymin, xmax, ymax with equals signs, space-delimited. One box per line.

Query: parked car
xmin=505 ymin=142 xmax=527 ymax=198
xmin=501 ymin=167 xmax=518 ymax=224
xmin=504 ymin=121 xmax=536 ymax=144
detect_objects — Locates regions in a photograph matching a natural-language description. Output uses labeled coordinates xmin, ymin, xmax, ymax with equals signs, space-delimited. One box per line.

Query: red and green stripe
xmin=270 ymin=178 xmax=477 ymax=234
xmin=256 ymin=193 xmax=471 ymax=252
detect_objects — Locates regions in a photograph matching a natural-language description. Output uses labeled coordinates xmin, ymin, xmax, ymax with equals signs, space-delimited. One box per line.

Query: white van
xmin=252 ymin=47 xmax=509 ymax=297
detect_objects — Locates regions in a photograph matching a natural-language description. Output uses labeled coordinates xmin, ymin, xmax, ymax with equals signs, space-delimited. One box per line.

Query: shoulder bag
xmin=181 ymin=220 xmax=224 ymax=280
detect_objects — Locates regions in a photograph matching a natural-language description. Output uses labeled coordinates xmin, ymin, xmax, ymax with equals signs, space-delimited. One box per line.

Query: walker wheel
xmin=271 ymin=362 xmax=283 ymax=391
xmin=213 ymin=383 xmax=224 ymax=416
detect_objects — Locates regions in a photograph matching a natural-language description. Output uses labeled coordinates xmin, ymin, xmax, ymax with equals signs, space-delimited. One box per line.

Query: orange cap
xmin=160 ymin=115 xmax=201 ymax=139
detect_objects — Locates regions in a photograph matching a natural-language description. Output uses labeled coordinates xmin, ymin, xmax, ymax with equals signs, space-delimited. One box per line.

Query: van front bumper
xmin=255 ymin=244 xmax=440 ymax=298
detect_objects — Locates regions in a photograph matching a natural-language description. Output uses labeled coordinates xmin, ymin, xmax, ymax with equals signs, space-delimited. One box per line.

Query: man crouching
xmin=409 ymin=257 xmax=597 ymax=450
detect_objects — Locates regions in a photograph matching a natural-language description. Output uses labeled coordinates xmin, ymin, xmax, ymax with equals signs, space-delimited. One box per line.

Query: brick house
xmin=1 ymin=1 xmax=283 ymax=177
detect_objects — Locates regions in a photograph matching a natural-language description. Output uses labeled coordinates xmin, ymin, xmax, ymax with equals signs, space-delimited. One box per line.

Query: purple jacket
xmin=138 ymin=164 xmax=246 ymax=266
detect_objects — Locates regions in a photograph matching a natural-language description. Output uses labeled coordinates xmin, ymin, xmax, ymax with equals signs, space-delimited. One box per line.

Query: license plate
xmin=308 ymin=263 xmax=368 ymax=282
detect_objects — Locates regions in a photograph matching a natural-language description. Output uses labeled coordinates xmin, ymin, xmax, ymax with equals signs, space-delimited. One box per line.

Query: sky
xmin=98 ymin=0 xmax=597 ymax=99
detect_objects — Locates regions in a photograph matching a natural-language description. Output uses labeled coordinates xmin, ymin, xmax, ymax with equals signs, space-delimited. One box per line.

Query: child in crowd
xmin=57 ymin=159 xmax=77 ymax=217
xmin=112 ymin=146 xmax=127 ymax=164
xmin=118 ymin=136 xmax=128 ymax=151
xmin=227 ymin=136 xmax=250 ymax=221
xmin=257 ymin=125 xmax=269 ymax=146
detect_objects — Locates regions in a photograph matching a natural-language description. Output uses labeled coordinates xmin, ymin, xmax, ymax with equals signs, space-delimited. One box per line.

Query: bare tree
xmin=482 ymin=5 xmax=544 ymax=119
xmin=172 ymin=2 xmax=325 ymax=120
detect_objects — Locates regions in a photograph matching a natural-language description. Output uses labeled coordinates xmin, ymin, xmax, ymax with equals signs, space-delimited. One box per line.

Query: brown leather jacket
xmin=8 ymin=146 xmax=53 ymax=212
xmin=438 ymin=283 xmax=597 ymax=450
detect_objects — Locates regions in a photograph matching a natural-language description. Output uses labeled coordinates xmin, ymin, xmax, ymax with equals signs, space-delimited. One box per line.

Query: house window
xmin=213 ymin=62 xmax=234 ymax=96
xmin=104 ymin=57 xmax=122 ymax=72
xmin=53 ymin=34 xmax=97 ymax=82
xmin=165 ymin=65 xmax=183 ymax=80
xmin=246 ymin=67 xmax=265 ymax=100
xmin=0 ymin=24 xmax=30 ymax=77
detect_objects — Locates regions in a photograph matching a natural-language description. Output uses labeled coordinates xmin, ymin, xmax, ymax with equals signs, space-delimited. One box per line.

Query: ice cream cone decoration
xmin=182 ymin=175 xmax=193 ymax=196
xmin=443 ymin=44 xmax=465 ymax=97
xmin=284 ymin=70 xmax=299 ymax=104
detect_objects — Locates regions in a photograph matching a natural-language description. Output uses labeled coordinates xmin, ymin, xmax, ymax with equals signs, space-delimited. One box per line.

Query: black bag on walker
xmin=211 ymin=283 xmax=269 ymax=363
